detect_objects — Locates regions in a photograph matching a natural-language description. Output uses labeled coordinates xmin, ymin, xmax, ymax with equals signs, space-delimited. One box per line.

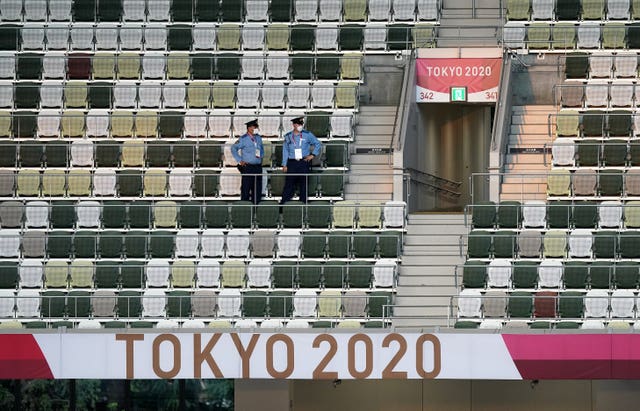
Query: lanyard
xmin=293 ymin=131 xmax=302 ymax=147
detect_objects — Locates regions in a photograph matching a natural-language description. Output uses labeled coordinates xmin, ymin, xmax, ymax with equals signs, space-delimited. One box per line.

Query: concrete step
xmin=503 ymin=162 xmax=550 ymax=171
xmin=344 ymin=183 xmax=393 ymax=194
xmin=512 ymin=105 xmax=556 ymax=114
xmin=358 ymin=106 xmax=396 ymax=114
xmin=500 ymin=193 xmax=547 ymax=201
xmin=347 ymin=174 xmax=394 ymax=184
xmin=503 ymin=175 xmax=548 ymax=184
xmin=508 ymin=134 xmax=555 ymax=145
xmin=406 ymin=225 xmax=468 ymax=235
xmin=344 ymin=193 xmax=392 ymax=201
xmin=356 ymin=124 xmax=394 ymax=135
xmin=510 ymin=124 xmax=555 ymax=135
xmin=505 ymin=153 xmax=550 ymax=164
xmin=349 ymin=155 xmax=393 ymax=166
xmin=500 ymin=182 xmax=547 ymax=194
xmin=352 ymin=135 xmax=392 ymax=143
xmin=356 ymin=116 xmax=396 ymax=127
xmin=511 ymin=114 xmax=552 ymax=125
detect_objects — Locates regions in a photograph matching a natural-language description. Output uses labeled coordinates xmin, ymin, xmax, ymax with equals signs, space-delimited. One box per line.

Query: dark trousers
xmin=239 ymin=163 xmax=263 ymax=204
xmin=281 ymin=159 xmax=311 ymax=204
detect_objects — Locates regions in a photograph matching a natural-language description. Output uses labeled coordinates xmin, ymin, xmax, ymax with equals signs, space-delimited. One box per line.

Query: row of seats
xmin=0 ymin=229 xmax=403 ymax=259
xmin=0 ymin=82 xmax=359 ymax=110
xmin=560 ymin=85 xmax=640 ymax=109
xmin=5 ymin=23 xmax=435 ymax=52
xmin=454 ymin=319 xmax=640 ymax=329
xmin=0 ymin=139 xmax=350 ymax=168
xmin=0 ymin=259 xmax=398 ymax=289
xmin=546 ymin=168 xmax=640 ymax=196
xmin=457 ymin=289 xmax=637 ymax=319
xmin=463 ymin=259 xmax=640 ymax=289
xmin=0 ymin=288 xmax=394 ymax=319
xmin=0 ymin=24 xmax=431 ymax=52
xmin=0 ymin=53 xmax=363 ymax=81
xmin=0 ymin=200 xmax=406 ymax=229
xmin=0 ymin=0 xmax=439 ymax=23
xmin=503 ymin=22 xmax=640 ymax=49
xmin=468 ymin=228 xmax=640 ymax=259
xmin=552 ymin=139 xmax=640 ymax=166
xmin=555 ymin=109 xmax=634 ymax=136
xmin=471 ymin=199 xmax=640 ymax=228
xmin=507 ymin=0 xmax=636 ymax=21
xmin=0 ymin=169 xmax=347 ymax=198
xmin=564 ymin=52 xmax=639 ymax=78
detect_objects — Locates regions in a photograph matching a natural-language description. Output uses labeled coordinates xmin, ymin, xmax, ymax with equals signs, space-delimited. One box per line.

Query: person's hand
xmin=282 ymin=166 xmax=288 ymax=172
xmin=239 ymin=161 xmax=247 ymax=166
xmin=304 ymin=155 xmax=314 ymax=162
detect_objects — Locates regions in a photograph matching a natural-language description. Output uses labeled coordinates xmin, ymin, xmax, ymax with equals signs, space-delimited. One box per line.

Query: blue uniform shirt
xmin=231 ymin=133 xmax=264 ymax=165
xmin=281 ymin=129 xmax=322 ymax=166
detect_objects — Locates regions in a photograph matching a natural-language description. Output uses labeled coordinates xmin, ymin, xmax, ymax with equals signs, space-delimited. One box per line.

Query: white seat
xmin=193 ymin=25 xmax=216 ymax=50
xmin=77 ymin=319 xmax=102 ymax=329
xmin=316 ymin=26 xmax=338 ymax=50
xmin=201 ymin=229 xmax=225 ymax=257
xmin=246 ymin=0 xmax=269 ymax=20
xmin=196 ymin=259 xmax=221 ymax=287
xmin=46 ymin=25 xmax=69 ymax=50
xmin=581 ymin=319 xmax=606 ymax=329
xmin=95 ymin=26 xmax=119 ymax=50
xmin=156 ymin=319 xmax=180 ymax=329
xmin=147 ymin=0 xmax=170 ymax=20
xmin=599 ymin=201 xmax=623 ymax=228
xmin=168 ymin=169 xmax=192 ymax=196
xmin=0 ymin=289 xmax=14 ymax=318
xmin=383 ymin=201 xmax=406 ymax=227
xmin=37 ymin=109 xmax=61 ymax=137
xmin=589 ymin=55 xmax=613 ymax=78
xmin=585 ymin=82 xmax=609 ymax=107
xmin=503 ymin=24 xmax=526 ymax=49
xmin=236 ymin=82 xmax=261 ymax=108
xmin=218 ymin=289 xmax=241 ymax=317
xmin=611 ymin=289 xmax=635 ymax=318
xmin=0 ymin=53 xmax=15 ymax=79
xmin=25 ymin=201 xmax=48 ymax=228
xmin=182 ymin=319 xmax=206 ymax=328
xmin=235 ymin=319 xmax=258 ymax=328
xmin=295 ymin=0 xmax=318 ymax=20
xmin=119 ymin=26 xmax=144 ymax=50
xmin=538 ymin=259 xmax=562 ymax=288
xmin=19 ymin=260 xmax=43 ymax=288
xmin=479 ymin=319 xmax=503 ymax=329
xmin=277 ymin=229 xmax=300 ymax=257
xmin=146 ymin=260 xmax=171 ymax=288
xmin=610 ymin=83 xmax=634 ymax=107
xmin=373 ymin=259 xmax=396 ymax=287
xmin=142 ymin=53 xmax=165 ymax=79
xmin=293 ymin=289 xmax=317 ymax=317
xmin=0 ymin=0 xmax=20 ymax=20
xmin=184 ymin=110 xmax=207 ymax=137
xmin=242 ymin=25 xmax=265 ymax=50
xmin=568 ymin=229 xmax=592 ymax=258
xmin=208 ymin=110 xmax=232 ymax=137
xmin=261 ymin=82 xmax=285 ymax=108
xmin=76 ymin=201 xmax=101 ymax=228
xmin=114 ymin=81 xmax=138 ymax=108
xmin=70 ymin=25 xmax=94 ymax=51
xmin=487 ymin=259 xmax=511 ymax=288
xmin=393 ymin=0 xmax=417 ymax=20
xmin=615 ymin=54 xmax=638 ymax=78
xmin=70 ymin=139 xmax=94 ymax=167
xmin=266 ymin=53 xmax=289 ymax=79
xmin=122 ymin=0 xmax=146 ymax=21
xmin=92 ymin=169 xmax=117 ymax=196
xmin=585 ymin=290 xmax=609 ymax=318
xmin=175 ymin=229 xmax=199 ymax=257
xmin=219 ymin=167 xmax=241 ymax=196
xmin=24 ymin=0 xmax=46 ymax=21
xmin=319 ymin=0 xmax=341 ymax=20
xmin=22 ymin=27 xmax=46 ymax=51
xmin=0 ymin=229 xmax=20 ymax=257
xmin=163 ymin=81 xmax=186 ymax=108
xmin=0 ymin=81 xmax=12 ymax=107
xmin=86 ymin=109 xmax=110 ymax=137
xmin=551 ymin=140 xmax=575 ymax=166
xmin=364 ymin=25 xmax=387 ymax=49
xmin=16 ymin=289 xmax=40 ymax=318
xmin=577 ymin=23 xmax=600 ymax=49
xmin=522 ymin=201 xmax=546 ymax=228
xmin=607 ymin=0 xmax=630 ymax=19
xmin=144 ymin=26 xmax=167 ymax=50
xmin=247 ymin=259 xmax=271 ymax=287
xmin=49 ymin=0 xmax=72 ymax=21
xmin=138 ymin=82 xmax=162 ymax=108
xmin=531 ymin=0 xmax=553 ymax=19
xmin=40 ymin=81 xmax=64 ymax=108
xmin=370 ymin=0 xmax=391 ymax=21
xmin=311 ymin=84 xmax=334 ymax=108
xmin=287 ymin=83 xmax=311 ymax=108
xmin=457 ymin=289 xmax=482 ymax=317
xmin=241 ymin=55 xmax=265 ymax=79
xmin=418 ymin=0 xmax=439 ymax=20
xmin=226 ymin=229 xmax=250 ymax=257
xmin=142 ymin=289 xmax=166 ymax=317
xmin=261 ymin=319 xmax=283 ymax=328
xmin=258 ymin=111 xmax=282 ymax=137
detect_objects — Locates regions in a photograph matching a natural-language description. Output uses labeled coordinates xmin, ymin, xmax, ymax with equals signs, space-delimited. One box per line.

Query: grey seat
xmin=22 ymin=231 xmax=46 ymax=257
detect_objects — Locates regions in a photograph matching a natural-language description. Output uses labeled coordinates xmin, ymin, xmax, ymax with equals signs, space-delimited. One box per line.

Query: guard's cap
xmin=291 ymin=116 xmax=304 ymax=125
xmin=245 ymin=119 xmax=259 ymax=128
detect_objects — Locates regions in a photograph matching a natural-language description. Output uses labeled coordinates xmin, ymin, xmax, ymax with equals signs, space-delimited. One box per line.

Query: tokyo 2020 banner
xmin=3 ymin=332 xmax=640 ymax=380
xmin=416 ymin=58 xmax=502 ymax=103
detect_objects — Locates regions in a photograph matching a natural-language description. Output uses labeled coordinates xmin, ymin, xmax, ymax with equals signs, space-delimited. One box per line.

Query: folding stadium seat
xmin=502 ymin=24 xmax=526 ymax=49
xmin=598 ymin=201 xmax=622 ymax=229
xmin=178 ymin=200 xmax=201 ymax=229
xmin=576 ymin=139 xmax=600 ymax=167
xmin=174 ymin=230 xmax=199 ymax=258
xmin=614 ymin=53 xmax=637 ymax=78
xmin=200 ymin=229 xmax=225 ymax=257
xmin=41 ymin=169 xmax=66 ymax=197
xmin=607 ymin=0 xmax=630 ymax=19
xmin=212 ymin=289 xmax=239 ymax=317
xmin=18 ymin=259 xmax=44 ymax=289
xmin=608 ymin=111 xmax=632 ymax=136
xmin=240 ymin=25 xmax=265 ymax=52
xmin=0 ymin=169 xmax=13 ymax=198
xmin=316 ymin=290 xmax=340 ymax=318
xmin=610 ymin=289 xmax=634 ymax=318
xmin=167 ymin=169 xmax=192 ymax=197
xmin=36 ymin=109 xmax=60 ymax=137
xmin=192 ymin=170 xmax=219 ymax=198
xmin=567 ymin=229 xmax=592 ymax=258
xmin=546 ymin=169 xmax=571 ymax=197
xmin=599 ymin=170 xmax=623 ymax=197
xmin=21 ymin=26 xmax=46 ymax=52
xmin=366 ymin=0 xmax=390 ymax=21
xmin=543 ymin=229 xmax=567 ymax=258
xmin=620 ymin=231 xmax=640 ymax=258
xmin=0 ymin=228 xmax=19 ymax=257
xmin=23 ymin=0 xmax=46 ymax=21
xmin=292 ymin=289 xmax=316 ymax=318
xmin=141 ymin=289 xmax=166 ymax=318
xmin=167 ymin=54 xmax=190 ymax=80
xmin=245 ymin=259 xmax=271 ymax=288
xmin=144 ymin=259 xmax=170 ymax=288
xmin=94 ymin=26 xmax=118 ymax=50
xmin=585 ymin=83 xmax=609 ymax=108
xmin=587 ymin=261 xmax=612 ymax=289
xmin=294 ymin=0 xmax=317 ymax=21
xmin=277 ymin=229 xmax=300 ymax=257
xmin=614 ymin=262 xmax=639 ymax=289
xmin=517 ymin=231 xmax=543 ymax=258
xmin=551 ymin=140 xmax=574 ymax=167
xmin=44 ymin=25 xmax=69 ymax=51
xmin=0 ymin=201 xmax=22 ymax=228
xmin=456 ymin=289 xmax=482 ymax=319
xmin=214 ymin=24 xmax=240 ymax=51
xmin=610 ymin=85 xmax=634 ymax=108
xmin=69 ymin=25 xmax=94 ymax=51
xmin=625 ymin=201 xmax=640 ymax=228
xmin=220 ymin=259 xmax=245 ymax=288
xmin=225 ymin=229 xmax=250 ymax=257
xmin=153 ymin=200 xmax=177 ymax=228
xmin=142 ymin=169 xmax=167 ymax=197
xmin=142 ymin=53 xmax=165 ymax=80
xmin=196 ymin=259 xmax=221 ymax=288
xmin=589 ymin=55 xmax=613 ymax=79
xmin=603 ymin=23 xmax=627 ymax=49
xmin=88 ymin=81 xmax=113 ymax=109
xmin=572 ymin=169 xmax=597 ymax=196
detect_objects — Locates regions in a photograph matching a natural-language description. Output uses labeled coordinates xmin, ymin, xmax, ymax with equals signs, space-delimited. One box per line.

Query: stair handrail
xmin=388 ymin=50 xmax=414 ymax=166
xmin=405 ymin=167 xmax=462 ymax=198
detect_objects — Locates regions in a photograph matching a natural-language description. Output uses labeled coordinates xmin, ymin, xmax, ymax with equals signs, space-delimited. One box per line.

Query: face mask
xmin=294 ymin=125 xmax=303 ymax=132
xmin=252 ymin=128 xmax=260 ymax=135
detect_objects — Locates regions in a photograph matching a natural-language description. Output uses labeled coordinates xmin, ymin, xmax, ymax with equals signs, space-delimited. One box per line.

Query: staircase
xmin=344 ymin=105 xmax=396 ymax=201
xmin=392 ymin=214 xmax=466 ymax=329
xmin=437 ymin=0 xmax=503 ymax=47
xmin=501 ymin=105 xmax=554 ymax=201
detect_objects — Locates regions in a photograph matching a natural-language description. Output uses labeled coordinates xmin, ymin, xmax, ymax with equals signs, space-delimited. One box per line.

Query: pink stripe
xmin=0 ymin=335 xmax=53 ymax=379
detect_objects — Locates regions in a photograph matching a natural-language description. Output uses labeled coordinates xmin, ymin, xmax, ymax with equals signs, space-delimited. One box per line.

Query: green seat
xmin=324 ymin=141 xmax=348 ymax=168
xmin=563 ymin=261 xmax=589 ymax=288
xmin=88 ymin=82 xmax=112 ymax=109
xmin=316 ymin=54 xmax=341 ymax=80
xmin=472 ymin=201 xmax=496 ymax=228
xmin=41 ymin=291 xmax=66 ymax=319
xmin=146 ymin=140 xmax=171 ymax=167
xmin=99 ymin=231 xmax=123 ymax=259
xmin=172 ymin=141 xmax=196 ymax=167
xmin=220 ymin=0 xmax=242 ymax=21
xmin=13 ymin=112 xmax=37 ymax=138
xmin=195 ymin=0 xmax=219 ymax=21
xmin=620 ymin=231 xmax=640 ymax=258
xmin=101 ymin=201 xmax=125 ymax=229
xmin=167 ymin=290 xmax=191 ymax=318
xmin=98 ymin=0 xmax=122 ymax=21
xmin=529 ymin=321 xmax=552 ymax=329
xmin=198 ymin=142 xmax=222 ymax=167
xmin=593 ymin=230 xmax=617 ymax=259
xmin=508 ymin=291 xmax=532 ymax=318
xmin=282 ymin=200 xmax=304 ymax=228
xmin=172 ymin=0 xmax=193 ymax=21
xmin=577 ymin=139 xmax=600 ymax=166
xmin=118 ymin=170 xmax=143 ymax=197
xmin=291 ymin=53 xmax=314 ymax=79
xmin=24 ymin=321 xmax=47 ymax=329
xmin=573 ymin=201 xmax=597 ymax=228
xmin=547 ymin=200 xmax=572 ymax=228
xmin=0 ymin=25 xmax=19 ymax=51
xmin=603 ymin=23 xmax=626 ymax=49
xmin=615 ymin=262 xmax=639 ymax=289
xmin=565 ymin=54 xmax=589 ymax=80
xmin=413 ymin=24 xmax=436 ymax=48
xmin=323 ymin=261 xmax=346 ymax=289
xmin=467 ymin=230 xmax=491 ymax=258
xmin=558 ymin=292 xmax=584 ymax=318
xmin=19 ymin=141 xmax=42 ymax=167
xmin=608 ymin=111 xmax=632 ymax=137
xmin=296 ymin=261 xmax=320 ymax=288
xmin=194 ymin=170 xmax=219 ymax=197
xmin=312 ymin=320 xmax=333 ymax=329
xmin=204 ymin=201 xmax=228 ymax=228
xmin=103 ymin=320 xmax=125 ymax=329
xmin=269 ymin=291 xmax=292 ymax=318
xmin=255 ymin=200 xmax=280 ymax=228
xmin=217 ymin=24 xmax=241 ymax=50
xmin=556 ymin=321 xmax=581 ymax=329
xmin=121 ymin=261 xmax=144 ymax=289
xmin=453 ymin=321 xmax=479 ymax=329
xmin=68 ymin=291 xmax=91 ymax=318
xmin=352 ymin=231 xmax=376 ymax=258
xmin=328 ymin=231 xmax=350 ymax=258
xmin=302 ymin=231 xmax=326 ymax=258
xmin=378 ymin=230 xmax=401 ymax=258
xmin=268 ymin=169 xmax=286 ymax=197
xmin=51 ymin=201 xmax=75 ymax=228
xmin=306 ymin=111 xmax=331 ymax=138
xmin=582 ymin=0 xmax=605 ymax=19
xmin=270 ymin=0 xmax=293 ymax=22
xmin=180 ymin=201 xmax=202 ymax=228
xmin=0 ymin=140 xmax=16 ymax=167
xmin=527 ymin=23 xmax=551 ymax=50
xmin=319 ymin=172 xmax=343 ymax=197
xmin=0 ymin=262 xmax=18 ymax=288
xmin=117 ymin=291 xmax=141 ymax=317
xmin=340 ymin=25 xmax=364 ymax=50
xmin=307 ymin=201 xmax=331 ymax=228
xmin=272 ymin=261 xmax=295 ymax=288
xmin=124 ymin=231 xmax=147 ymax=259
xmin=552 ymin=23 xmax=576 ymax=49
xmin=95 ymin=261 xmax=120 ymax=288
xmin=73 ymin=0 xmax=96 ymax=21
xmin=44 ymin=141 xmax=68 ymax=167
xmin=15 ymin=83 xmax=40 ymax=109
xmin=589 ymin=261 xmax=612 ymax=289
xmin=599 ymin=170 xmax=623 ymax=196
xmin=348 ymin=261 xmax=372 ymax=288
xmin=602 ymin=139 xmax=628 ymax=166
xmin=507 ymin=0 xmax=530 ymax=19
xmin=211 ymin=81 xmax=236 ymax=107
xmin=368 ymin=291 xmax=392 ymax=318
xmin=168 ymin=25 xmax=192 ymax=51
xmin=266 ymin=24 xmax=290 ymax=49
xmin=512 ymin=261 xmax=538 ymax=289
xmin=462 ymin=261 xmax=487 ymax=288
xmin=149 ymin=231 xmax=175 ymax=258
xmin=242 ymin=290 xmax=267 ymax=318
xmin=191 ymin=54 xmax=214 ymax=79
xmin=492 ymin=231 xmax=516 ymax=258
xmin=629 ymin=23 xmax=640 ymax=48
xmin=230 ymin=200 xmax=253 ymax=228
xmin=291 ymin=24 xmax=315 ymax=51
xmin=74 ymin=231 xmax=97 ymax=258
xmin=387 ymin=24 xmax=412 ymax=50
xmin=556 ymin=0 xmax=580 ymax=20
xmin=17 ymin=54 xmax=43 ymax=80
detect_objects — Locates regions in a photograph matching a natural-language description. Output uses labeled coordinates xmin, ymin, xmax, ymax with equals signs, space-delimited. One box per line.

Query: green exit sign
xmin=450 ymin=87 xmax=467 ymax=102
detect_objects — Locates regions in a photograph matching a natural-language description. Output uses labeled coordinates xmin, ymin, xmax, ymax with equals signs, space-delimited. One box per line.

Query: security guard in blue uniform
xmin=281 ymin=117 xmax=322 ymax=204
xmin=231 ymin=119 xmax=264 ymax=204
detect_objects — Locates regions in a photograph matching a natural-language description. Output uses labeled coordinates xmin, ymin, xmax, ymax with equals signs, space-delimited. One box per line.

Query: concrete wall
xmin=509 ymin=53 xmax=563 ymax=106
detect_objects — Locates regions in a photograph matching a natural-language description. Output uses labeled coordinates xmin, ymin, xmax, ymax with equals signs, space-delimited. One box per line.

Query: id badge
xmin=294 ymin=148 xmax=303 ymax=160
xmin=255 ymin=149 xmax=261 ymax=158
